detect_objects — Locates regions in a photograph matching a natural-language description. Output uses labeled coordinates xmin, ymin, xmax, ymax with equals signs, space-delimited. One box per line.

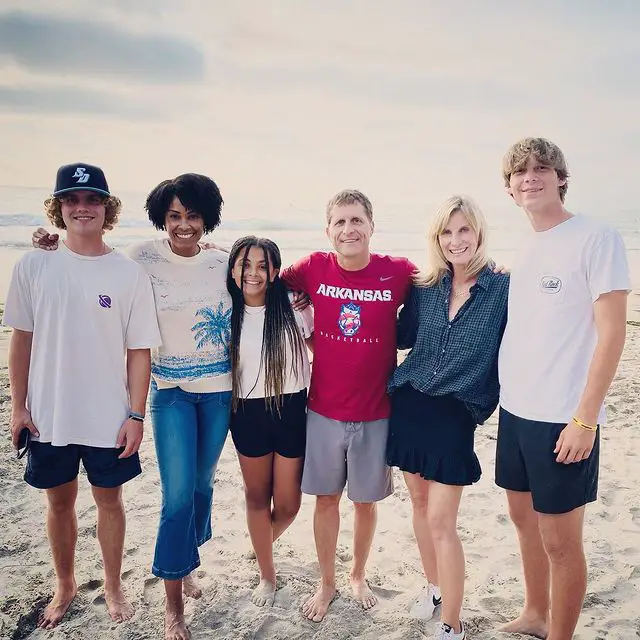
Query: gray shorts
xmin=301 ymin=410 xmax=393 ymax=503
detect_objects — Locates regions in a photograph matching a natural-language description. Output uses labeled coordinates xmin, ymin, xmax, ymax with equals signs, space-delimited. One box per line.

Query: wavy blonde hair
xmin=44 ymin=195 xmax=122 ymax=231
xmin=416 ymin=195 xmax=490 ymax=287
xmin=502 ymin=137 xmax=570 ymax=202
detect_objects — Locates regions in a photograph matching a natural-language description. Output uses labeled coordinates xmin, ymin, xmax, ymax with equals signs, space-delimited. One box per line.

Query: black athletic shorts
xmin=230 ymin=389 xmax=307 ymax=458
xmin=495 ymin=407 xmax=599 ymax=514
xmin=25 ymin=441 xmax=142 ymax=489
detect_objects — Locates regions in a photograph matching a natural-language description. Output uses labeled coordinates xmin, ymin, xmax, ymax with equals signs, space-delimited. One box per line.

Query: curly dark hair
xmin=145 ymin=173 xmax=223 ymax=233
xmin=43 ymin=196 xmax=122 ymax=230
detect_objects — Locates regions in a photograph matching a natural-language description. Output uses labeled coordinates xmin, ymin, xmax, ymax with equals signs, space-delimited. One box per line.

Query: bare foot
xmin=165 ymin=610 xmax=190 ymax=640
xmin=251 ymin=579 xmax=276 ymax=607
xmin=499 ymin=612 xmax=548 ymax=639
xmin=38 ymin=581 xmax=77 ymax=629
xmin=105 ymin=584 xmax=135 ymax=622
xmin=350 ymin=575 xmax=377 ymax=610
xmin=302 ymin=584 xmax=336 ymax=622
xmin=182 ymin=573 xmax=203 ymax=599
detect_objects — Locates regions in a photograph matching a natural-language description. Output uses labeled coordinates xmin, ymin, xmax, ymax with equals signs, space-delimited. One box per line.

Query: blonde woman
xmin=387 ymin=196 xmax=509 ymax=640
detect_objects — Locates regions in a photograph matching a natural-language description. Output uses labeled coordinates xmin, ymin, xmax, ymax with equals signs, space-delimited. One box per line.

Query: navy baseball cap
xmin=53 ymin=163 xmax=110 ymax=197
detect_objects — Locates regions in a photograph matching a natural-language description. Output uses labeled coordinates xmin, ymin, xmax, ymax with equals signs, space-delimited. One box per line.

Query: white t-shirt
xmin=126 ymin=239 xmax=232 ymax=393
xmin=499 ymin=215 xmax=630 ymax=424
xmin=3 ymin=244 xmax=161 ymax=447
xmin=238 ymin=302 xmax=313 ymax=399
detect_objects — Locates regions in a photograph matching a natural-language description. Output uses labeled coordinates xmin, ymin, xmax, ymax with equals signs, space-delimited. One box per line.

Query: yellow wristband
xmin=572 ymin=416 xmax=598 ymax=432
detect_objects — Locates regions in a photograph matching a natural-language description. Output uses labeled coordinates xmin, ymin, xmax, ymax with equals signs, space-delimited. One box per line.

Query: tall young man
xmin=496 ymin=139 xmax=629 ymax=639
xmin=281 ymin=190 xmax=415 ymax=622
xmin=4 ymin=163 xmax=161 ymax=629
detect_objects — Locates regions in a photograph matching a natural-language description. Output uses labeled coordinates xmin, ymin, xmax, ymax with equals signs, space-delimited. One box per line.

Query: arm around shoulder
xmin=397 ymin=286 xmax=419 ymax=350
xmin=281 ymin=253 xmax=318 ymax=293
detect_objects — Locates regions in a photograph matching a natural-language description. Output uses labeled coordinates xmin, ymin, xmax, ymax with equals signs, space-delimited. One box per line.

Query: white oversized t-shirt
xmin=238 ymin=303 xmax=313 ymax=399
xmin=126 ymin=240 xmax=232 ymax=393
xmin=499 ymin=215 xmax=630 ymax=424
xmin=3 ymin=244 xmax=161 ymax=447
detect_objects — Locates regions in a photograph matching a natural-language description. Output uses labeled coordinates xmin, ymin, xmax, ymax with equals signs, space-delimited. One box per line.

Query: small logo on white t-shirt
xmin=540 ymin=276 xmax=562 ymax=294
xmin=98 ymin=295 xmax=112 ymax=308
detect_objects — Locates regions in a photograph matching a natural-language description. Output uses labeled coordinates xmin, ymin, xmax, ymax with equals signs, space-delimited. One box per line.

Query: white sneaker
xmin=408 ymin=583 xmax=442 ymax=620
xmin=432 ymin=621 xmax=465 ymax=640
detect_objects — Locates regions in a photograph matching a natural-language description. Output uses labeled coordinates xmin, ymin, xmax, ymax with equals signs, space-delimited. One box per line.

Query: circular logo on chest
xmin=540 ymin=276 xmax=562 ymax=294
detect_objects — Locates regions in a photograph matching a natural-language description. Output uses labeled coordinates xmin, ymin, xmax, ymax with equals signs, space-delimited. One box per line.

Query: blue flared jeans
xmin=150 ymin=382 xmax=230 ymax=579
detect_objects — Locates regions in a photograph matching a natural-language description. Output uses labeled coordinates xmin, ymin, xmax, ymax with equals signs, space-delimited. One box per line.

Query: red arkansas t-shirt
xmin=281 ymin=252 xmax=415 ymax=422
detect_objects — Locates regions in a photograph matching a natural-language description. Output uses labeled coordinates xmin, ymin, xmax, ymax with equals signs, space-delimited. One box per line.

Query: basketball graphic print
xmin=98 ymin=295 xmax=112 ymax=308
xmin=338 ymin=302 xmax=362 ymax=336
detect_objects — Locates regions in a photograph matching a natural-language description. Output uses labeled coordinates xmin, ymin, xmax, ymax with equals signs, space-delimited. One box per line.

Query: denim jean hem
xmin=152 ymin=558 xmax=201 ymax=580
xmin=197 ymin=532 xmax=212 ymax=547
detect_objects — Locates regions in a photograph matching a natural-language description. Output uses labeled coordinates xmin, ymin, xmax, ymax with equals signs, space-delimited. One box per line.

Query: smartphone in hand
xmin=17 ymin=428 xmax=31 ymax=459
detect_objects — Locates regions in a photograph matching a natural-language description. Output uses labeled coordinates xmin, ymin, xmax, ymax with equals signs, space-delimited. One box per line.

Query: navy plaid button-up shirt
xmin=389 ymin=267 xmax=509 ymax=424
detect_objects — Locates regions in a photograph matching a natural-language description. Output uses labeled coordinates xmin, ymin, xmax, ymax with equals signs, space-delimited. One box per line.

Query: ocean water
xmin=0 ymin=185 xmax=638 ymax=302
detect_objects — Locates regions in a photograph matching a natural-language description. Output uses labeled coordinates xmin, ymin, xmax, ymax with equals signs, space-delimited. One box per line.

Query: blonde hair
xmin=416 ymin=195 xmax=490 ymax=287
xmin=502 ymin=137 xmax=570 ymax=202
xmin=44 ymin=195 xmax=122 ymax=231
xmin=325 ymin=189 xmax=373 ymax=222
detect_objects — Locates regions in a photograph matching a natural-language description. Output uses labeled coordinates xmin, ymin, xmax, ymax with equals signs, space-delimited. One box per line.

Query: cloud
xmin=217 ymin=59 xmax=536 ymax=112
xmin=0 ymin=85 xmax=165 ymax=119
xmin=0 ymin=10 xmax=205 ymax=83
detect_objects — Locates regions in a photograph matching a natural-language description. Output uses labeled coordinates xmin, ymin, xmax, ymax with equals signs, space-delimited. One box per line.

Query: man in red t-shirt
xmin=281 ymin=189 xmax=415 ymax=622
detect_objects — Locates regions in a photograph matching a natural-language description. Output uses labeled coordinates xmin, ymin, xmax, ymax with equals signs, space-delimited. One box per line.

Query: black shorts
xmin=25 ymin=441 xmax=142 ymax=490
xmin=495 ymin=407 xmax=600 ymax=514
xmin=387 ymin=384 xmax=481 ymax=486
xmin=230 ymin=389 xmax=307 ymax=458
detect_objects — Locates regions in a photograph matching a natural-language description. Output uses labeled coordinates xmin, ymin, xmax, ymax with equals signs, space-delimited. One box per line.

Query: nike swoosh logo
xmin=433 ymin=596 xmax=442 ymax=606
xmin=380 ymin=276 xmax=394 ymax=281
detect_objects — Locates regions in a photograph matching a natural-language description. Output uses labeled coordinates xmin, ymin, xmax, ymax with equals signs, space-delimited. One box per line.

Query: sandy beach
xmin=2 ymin=2 xmax=639 ymax=636
xmin=0 ymin=317 xmax=639 ymax=639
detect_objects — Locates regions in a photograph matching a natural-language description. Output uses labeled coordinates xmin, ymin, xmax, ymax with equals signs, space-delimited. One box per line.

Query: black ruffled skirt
xmin=387 ymin=384 xmax=481 ymax=486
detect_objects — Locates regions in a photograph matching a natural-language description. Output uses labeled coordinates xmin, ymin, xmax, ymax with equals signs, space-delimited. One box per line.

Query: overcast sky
xmin=0 ymin=0 xmax=638 ymax=217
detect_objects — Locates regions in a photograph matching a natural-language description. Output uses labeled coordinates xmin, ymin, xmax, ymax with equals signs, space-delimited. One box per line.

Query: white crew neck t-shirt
xmin=238 ymin=302 xmax=313 ymax=399
xmin=3 ymin=243 xmax=161 ymax=447
xmin=499 ymin=215 xmax=630 ymax=424
xmin=126 ymin=239 xmax=232 ymax=393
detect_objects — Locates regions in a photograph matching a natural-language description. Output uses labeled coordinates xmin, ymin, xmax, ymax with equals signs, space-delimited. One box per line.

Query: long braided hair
xmin=227 ymin=236 xmax=306 ymax=413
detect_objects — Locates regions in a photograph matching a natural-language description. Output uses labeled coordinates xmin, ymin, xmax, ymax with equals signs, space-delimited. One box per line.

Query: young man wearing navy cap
xmin=4 ymin=163 xmax=161 ymax=629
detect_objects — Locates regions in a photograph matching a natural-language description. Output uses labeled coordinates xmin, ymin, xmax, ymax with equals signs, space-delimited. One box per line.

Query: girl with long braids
xmin=227 ymin=235 xmax=313 ymax=608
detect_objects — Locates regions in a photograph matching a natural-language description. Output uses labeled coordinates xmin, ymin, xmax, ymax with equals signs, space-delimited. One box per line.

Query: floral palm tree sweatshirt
xmin=126 ymin=239 xmax=232 ymax=393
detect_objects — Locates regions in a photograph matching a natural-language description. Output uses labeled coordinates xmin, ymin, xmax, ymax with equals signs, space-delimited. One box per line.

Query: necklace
xmin=451 ymin=288 xmax=471 ymax=299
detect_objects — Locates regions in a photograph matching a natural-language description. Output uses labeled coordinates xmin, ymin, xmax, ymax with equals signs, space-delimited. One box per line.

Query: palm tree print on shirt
xmin=191 ymin=302 xmax=232 ymax=357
